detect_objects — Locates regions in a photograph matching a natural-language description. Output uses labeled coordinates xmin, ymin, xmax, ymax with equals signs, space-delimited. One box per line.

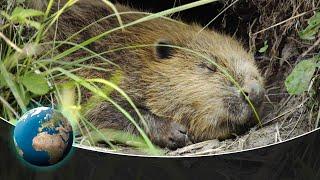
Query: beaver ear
xmin=154 ymin=39 xmax=174 ymax=59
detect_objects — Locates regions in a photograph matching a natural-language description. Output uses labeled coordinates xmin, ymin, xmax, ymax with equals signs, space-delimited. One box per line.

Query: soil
xmin=168 ymin=95 xmax=314 ymax=156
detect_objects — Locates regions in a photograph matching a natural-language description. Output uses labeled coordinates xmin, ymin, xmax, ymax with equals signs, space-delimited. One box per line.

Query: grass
xmin=2 ymin=0 xmax=316 ymax=156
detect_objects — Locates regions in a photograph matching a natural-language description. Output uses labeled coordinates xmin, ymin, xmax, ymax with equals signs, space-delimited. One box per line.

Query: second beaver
xmin=30 ymin=0 xmax=265 ymax=149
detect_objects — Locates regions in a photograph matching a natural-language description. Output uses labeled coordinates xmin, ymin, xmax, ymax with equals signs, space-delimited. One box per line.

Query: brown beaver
xmin=29 ymin=0 xmax=265 ymax=149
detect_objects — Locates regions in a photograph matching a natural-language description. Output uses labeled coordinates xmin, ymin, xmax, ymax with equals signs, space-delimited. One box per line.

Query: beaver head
xmin=131 ymin=23 xmax=265 ymax=142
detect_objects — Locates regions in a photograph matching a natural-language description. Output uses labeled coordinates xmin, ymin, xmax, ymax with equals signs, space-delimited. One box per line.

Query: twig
xmin=275 ymin=122 xmax=282 ymax=142
xmin=263 ymin=109 xmax=295 ymax=126
xmin=299 ymin=34 xmax=320 ymax=59
xmin=0 ymin=95 xmax=19 ymax=118
xmin=238 ymin=134 xmax=250 ymax=150
xmin=262 ymin=98 xmax=308 ymax=126
xmin=167 ymin=140 xmax=220 ymax=155
xmin=191 ymin=139 xmax=238 ymax=156
xmin=274 ymin=95 xmax=292 ymax=116
xmin=0 ymin=32 xmax=23 ymax=53
xmin=285 ymin=112 xmax=303 ymax=140
xmin=192 ymin=145 xmax=226 ymax=155
xmin=197 ymin=0 xmax=240 ymax=34
xmin=252 ymin=9 xmax=316 ymax=36
xmin=264 ymin=94 xmax=275 ymax=109
xmin=0 ymin=116 xmax=15 ymax=126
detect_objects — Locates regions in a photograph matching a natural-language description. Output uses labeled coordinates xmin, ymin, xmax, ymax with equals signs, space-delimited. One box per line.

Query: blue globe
xmin=13 ymin=107 xmax=73 ymax=166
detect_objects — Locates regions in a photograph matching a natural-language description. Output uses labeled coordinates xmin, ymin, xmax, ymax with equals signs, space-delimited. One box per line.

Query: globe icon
xmin=13 ymin=107 xmax=73 ymax=166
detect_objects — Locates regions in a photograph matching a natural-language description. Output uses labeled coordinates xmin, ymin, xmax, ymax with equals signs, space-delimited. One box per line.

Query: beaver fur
xmin=30 ymin=0 xmax=265 ymax=149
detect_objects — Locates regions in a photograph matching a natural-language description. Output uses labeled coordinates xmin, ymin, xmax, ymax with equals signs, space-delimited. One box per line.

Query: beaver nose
xmin=241 ymin=80 xmax=264 ymax=105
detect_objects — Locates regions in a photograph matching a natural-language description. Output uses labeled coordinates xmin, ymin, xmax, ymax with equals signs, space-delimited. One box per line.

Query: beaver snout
xmin=241 ymin=80 xmax=265 ymax=106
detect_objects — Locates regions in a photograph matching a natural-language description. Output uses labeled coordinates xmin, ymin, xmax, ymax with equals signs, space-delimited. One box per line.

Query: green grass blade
xmin=87 ymin=78 xmax=150 ymax=134
xmin=52 ymin=0 xmax=219 ymax=61
xmin=0 ymin=95 xmax=19 ymax=118
xmin=0 ymin=61 xmax=27 ymax=113
xmin=46 ymin=67 xmax=158 ymax=152
xmin=38 ymin=11 xmax=182 ymax=60
xmin=36 ymin=41 xmax=118 ymax=67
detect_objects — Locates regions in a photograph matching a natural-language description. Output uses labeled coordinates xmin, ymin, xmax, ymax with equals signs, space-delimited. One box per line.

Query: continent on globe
xmin=13 ymin=107 xmax=73 ymax=166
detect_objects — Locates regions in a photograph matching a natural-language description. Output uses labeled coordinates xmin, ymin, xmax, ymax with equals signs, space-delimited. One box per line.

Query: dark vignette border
xmin=1 ymin=120 xmax=320 ymax=180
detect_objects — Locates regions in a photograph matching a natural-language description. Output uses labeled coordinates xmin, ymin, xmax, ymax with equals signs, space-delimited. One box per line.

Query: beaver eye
xmin=154 ymin=39 xmax=174 ymax=59
xmin=198 ymin=63 xmax=216 ymax=72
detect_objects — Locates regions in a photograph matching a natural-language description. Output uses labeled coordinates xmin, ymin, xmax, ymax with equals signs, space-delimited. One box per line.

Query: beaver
xmin=29 ymin=0 xmax=265 ymax=149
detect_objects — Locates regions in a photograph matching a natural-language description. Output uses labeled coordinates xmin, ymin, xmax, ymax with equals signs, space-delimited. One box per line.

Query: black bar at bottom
xmin=0 ymin=120 xmax=319 ymax=180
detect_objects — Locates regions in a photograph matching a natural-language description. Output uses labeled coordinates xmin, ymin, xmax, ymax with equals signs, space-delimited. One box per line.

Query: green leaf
xmin=11 ymin=7 xmax=44 ymax=20
xmin=21 ymin=72 xmax=49 ymax=95
xmin=0 ymin=72 xmax=15 ymax=88
xmin=285 ymin=59 xmax=317 ymax=95
xmin=258 ymin=41 xmax=269 ymax=53
xmin=15 ymin=82 xmax=31 ymax=106
xmin=0 ymin=11 xmax=11 ymax=20
xmin=0 ymin=61 xmax=27 ymax=112
xmin=26 ymin=19 xmax=41 ymax=29
xmin=16 ymin=0 xmax=26 ymax=3
xmin=4 ymin=7 xmax=44 ymax=28
xmin=299 ymin=12 xmax=320 ymax=40
xmin=0 ymin=74 xmax=6 ymax=88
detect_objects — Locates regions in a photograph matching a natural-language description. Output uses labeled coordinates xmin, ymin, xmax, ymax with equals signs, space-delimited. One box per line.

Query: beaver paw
xmin=150 ymin=121 xmax=190 ymax=150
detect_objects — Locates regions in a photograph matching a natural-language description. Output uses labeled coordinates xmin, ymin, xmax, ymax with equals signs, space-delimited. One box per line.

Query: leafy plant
xmin=258 ymin=40 xmax=269 ymax=53
xmin=1 ymin=7 xmax=44 ymax=29
xmin=285 ymin=57 xmax=319 ymax=95
xmin=0 ymin=5 xmax=45 ymax=113
xmin=20 ymin=72 xmax=50 ymax=95
xmin=286 ymin=12 xmax=320 ymax=95
xmin=299 ymin=11 xmax=320 ymax=40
